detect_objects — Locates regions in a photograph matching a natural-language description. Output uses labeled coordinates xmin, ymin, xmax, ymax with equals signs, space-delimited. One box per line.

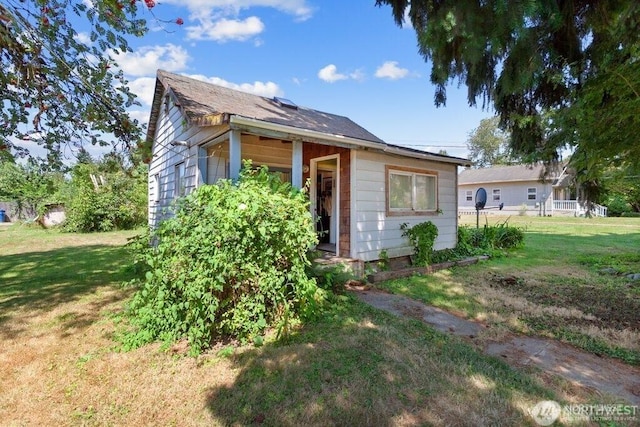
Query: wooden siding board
xmin=353 ymin=150 xmax=459 ymax=261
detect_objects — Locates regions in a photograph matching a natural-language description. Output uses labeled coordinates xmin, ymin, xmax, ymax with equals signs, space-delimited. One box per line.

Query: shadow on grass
xmin=205 ymin=300 xmax=555 ymax=426
xmin=0 ymin=244 xmax=133 ymax=339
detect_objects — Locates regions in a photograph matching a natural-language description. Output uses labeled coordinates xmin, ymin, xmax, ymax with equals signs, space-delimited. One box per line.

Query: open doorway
xmin=310 ymin=155 xmax=339 ymax=255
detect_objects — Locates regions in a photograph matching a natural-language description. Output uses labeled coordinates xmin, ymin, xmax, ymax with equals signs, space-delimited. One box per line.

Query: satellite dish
xmin=475 ymin=188 xmax=487 ymax=210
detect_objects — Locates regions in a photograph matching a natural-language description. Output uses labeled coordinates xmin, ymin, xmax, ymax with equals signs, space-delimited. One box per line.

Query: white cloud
xmin=128 ymin=109 xmax=152 ymax=126
xmin=161 ymin=0 xmax=313 ymax=42
xmin=375 ymin=61 xmax=409 ymax=80
xmin=164 ymin=0 xmax=313 ymax=20
xmin=318 ymin=65 xmax=366 ymax=83
xmin=402 ymin=7 xmax=413 ymax=29
xmin=349 ymin=69 xmax=366 ymax=82
xmin=74 ymin=32 xmax=91 ymax=45
xmin=127 ymin=77 xmax=157 ymax=106
xmin=111 ymin=44 xmax=190 ymax=77
xmin=188 ymin=74 xmax=283 ymax=98
xmin=318 ymin=64 xmax=348 ymax=83
xmin=186 ymin=16 xmax=264 ymax=42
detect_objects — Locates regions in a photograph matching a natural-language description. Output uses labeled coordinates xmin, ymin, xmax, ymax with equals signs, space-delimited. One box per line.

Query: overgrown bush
xmin=457 ymin=219 xmax=525 ymax=256
xmin=401 ymin=221 xmax=438 ymax=266
xmin=606 ymin=195 xmax=632 ymax=217
xmin=63 ymin=161 xmax=147 ymax=232
xmin=122 ymin=165 xmax=324 ymax=354
xmin=400 ymin=219 xmax=524 ymax=267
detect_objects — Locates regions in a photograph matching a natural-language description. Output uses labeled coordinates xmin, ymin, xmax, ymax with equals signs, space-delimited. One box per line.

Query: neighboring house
xmin=146 ymin=70 xmax=471 ymax=262
xmin=458 ymin=163 xmax=607 ymax=217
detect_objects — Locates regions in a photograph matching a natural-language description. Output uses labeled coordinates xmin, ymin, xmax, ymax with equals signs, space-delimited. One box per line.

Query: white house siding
xmin=148 ymin=91 xmax=225 ymax=227
xmin=353 ymin=150 xmax=459 ymax=262
xmin=458 ymin=181 xmax=553 ymax=216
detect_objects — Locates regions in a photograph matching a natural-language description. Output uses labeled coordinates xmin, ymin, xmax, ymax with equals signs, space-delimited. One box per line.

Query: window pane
xmin=415 ymin=174 xmax=436 ymax=210
xmin=527 ymin=187 xmax=536 ymax=200
xmin=175 ymin=163 xmax=186 ymax=197
xmin=390 ymin=173 xmax=412 ymax=209
xmin=492 ymin=189 xmax=501 ymax=201
xmin=465 ymin=190 xmax=473 ymax=201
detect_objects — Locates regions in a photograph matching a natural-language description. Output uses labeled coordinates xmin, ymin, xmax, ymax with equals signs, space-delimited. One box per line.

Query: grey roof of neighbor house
xmin=458 ymin=164 xmax=557 ymax=184
xmin=146 ymin=70 xmax=470 ymax=165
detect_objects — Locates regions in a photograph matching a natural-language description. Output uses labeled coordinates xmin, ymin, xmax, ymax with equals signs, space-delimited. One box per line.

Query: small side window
xmin=175 ymin=162 xmax=186 ymax=198
xmin=152 ymin=174 xmax=160 ymax=203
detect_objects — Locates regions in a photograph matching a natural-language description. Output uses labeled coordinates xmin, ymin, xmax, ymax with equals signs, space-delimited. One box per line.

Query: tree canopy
xmin=377 ymin=0 xmax=640 ymax=199
xmin=0 ymin=0 xmax=176 ymax=166
xmin=466 ymin=116 xmax=517 ymax=168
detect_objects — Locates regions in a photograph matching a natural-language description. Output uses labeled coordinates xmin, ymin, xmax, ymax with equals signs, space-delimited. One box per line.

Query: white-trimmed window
xmin=465 ymin=190 xmax=473 ymax=202
xmin=387 ymin=166 xmax=438 ymax=214
xmin=152 ymin=173 xmax=160 ymax=203
xmin=527 ymin=187 xmax=537 ymax=200
xmin=492 ymin=188 xmax=501 ymax=201
xmin=175 ymin=162 xmax=186 ymax=198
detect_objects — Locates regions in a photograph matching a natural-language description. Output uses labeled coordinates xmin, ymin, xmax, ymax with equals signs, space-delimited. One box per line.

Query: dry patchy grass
xmin=380 ymin=216 xmax=640 ymax=365
xmin=0 ymin=225 xmax=609 ymax=426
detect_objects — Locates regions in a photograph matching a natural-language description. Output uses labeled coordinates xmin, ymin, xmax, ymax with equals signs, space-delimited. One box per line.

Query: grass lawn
xmin=379 ymin=216 xmax=640 ymax=366
xmin=0 ymin=223 xmax=626 ymax=426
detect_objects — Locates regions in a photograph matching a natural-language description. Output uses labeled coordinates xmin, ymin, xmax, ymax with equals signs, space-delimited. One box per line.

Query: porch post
xmin=291 ymin=140 xmax=303 ymax=188
xmin=229 ymin=129 xmax=241 ymax=180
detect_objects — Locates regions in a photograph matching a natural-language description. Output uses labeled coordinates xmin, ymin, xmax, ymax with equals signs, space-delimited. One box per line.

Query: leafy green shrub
xmin=122 ymin=165 xmax=324 ymax=354
xmin=457 ymin=219 xmax=525 ymax=257
xmin=63 ymin=162 xmax=147 ymax=232
xmin=606 ymin=195 xmax=632 ymax=217
xmin=401 ymin=221 xmax=439 ymax=266
xmin=378 ymin=249 xmax=390 ymax=271
xmin=493 ymin=223 xmax=525 ymax=248
xmin=621 ymin=212 xmax=640 ymax=217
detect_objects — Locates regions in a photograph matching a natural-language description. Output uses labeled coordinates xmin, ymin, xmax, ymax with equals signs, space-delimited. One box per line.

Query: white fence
xmin=552 ymin=200 xmax=608 ymax=217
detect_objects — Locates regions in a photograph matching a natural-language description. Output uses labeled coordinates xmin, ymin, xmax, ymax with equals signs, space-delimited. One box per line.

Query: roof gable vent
xmin=273 ymin=96 xmax=298 ymax=110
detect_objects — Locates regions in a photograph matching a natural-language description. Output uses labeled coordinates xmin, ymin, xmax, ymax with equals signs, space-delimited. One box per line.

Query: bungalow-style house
xmin=458 ymin=163 xmax=608 ymax=217
xmin=146 ymin=70 xmax=471 ymax=262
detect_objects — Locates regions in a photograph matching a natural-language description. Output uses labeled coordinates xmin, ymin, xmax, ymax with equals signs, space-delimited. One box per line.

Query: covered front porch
xmin=199 ymin=122 xmax=352 ymax=258
xmin=552 ymin=200 xmax=608 ymax=217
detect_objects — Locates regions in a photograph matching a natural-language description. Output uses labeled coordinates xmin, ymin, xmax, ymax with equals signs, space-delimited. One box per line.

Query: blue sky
xmin=104 ymin=1 xmax=495 ymax=159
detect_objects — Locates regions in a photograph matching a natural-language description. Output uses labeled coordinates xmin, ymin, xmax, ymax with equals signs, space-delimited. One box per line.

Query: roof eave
xmin=229 ymin=115 xmax=470 ymax=166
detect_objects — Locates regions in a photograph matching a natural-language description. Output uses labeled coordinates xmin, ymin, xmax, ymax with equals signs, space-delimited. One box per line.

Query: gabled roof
xmin=145 ymin=70 xmax=470 ymax=166
xmin=458 ymin=164 xmax=557 ymax=185
xmin=148 ymin=70 xmax=383 ymax=143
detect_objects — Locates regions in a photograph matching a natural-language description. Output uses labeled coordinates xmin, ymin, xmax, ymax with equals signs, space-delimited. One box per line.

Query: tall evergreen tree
xmin=377 ymin=0 xmax=640 ymax=200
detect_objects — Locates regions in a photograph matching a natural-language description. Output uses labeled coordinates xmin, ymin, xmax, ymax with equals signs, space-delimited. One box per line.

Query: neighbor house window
xmin=465 ymin=190 xmax=473 ymax=202
xmin=386 ymin=166 xmax=438 ymax=215
xmin=527 ymin=187 xmax=537 ymax=200
xmin=492 ymin=188 xmax=501 ymax=201
xmin=175 ymin=162 xmax=186 ymax=198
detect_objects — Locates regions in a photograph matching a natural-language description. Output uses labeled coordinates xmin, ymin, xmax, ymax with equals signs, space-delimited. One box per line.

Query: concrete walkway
xmin=353 ymin=288 xmax=640 ymax=406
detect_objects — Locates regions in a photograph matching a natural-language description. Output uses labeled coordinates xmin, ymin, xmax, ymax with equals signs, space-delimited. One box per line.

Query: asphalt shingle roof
xmin=156 ymin=70 xmax=385 ymax=144
xmin=458 ymin=164 xmax=552 ymax=184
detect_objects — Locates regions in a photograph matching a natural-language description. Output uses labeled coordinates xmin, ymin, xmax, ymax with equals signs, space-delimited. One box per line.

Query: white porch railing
xmin=552 ymin=200 xmax=608 ymax=217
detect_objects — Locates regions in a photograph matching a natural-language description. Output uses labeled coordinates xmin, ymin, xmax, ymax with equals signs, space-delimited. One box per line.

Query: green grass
xmin=378 ymin=216 xmax=640 ymax=365
xmin=0 ymin=224 xmax=625 ymax=425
